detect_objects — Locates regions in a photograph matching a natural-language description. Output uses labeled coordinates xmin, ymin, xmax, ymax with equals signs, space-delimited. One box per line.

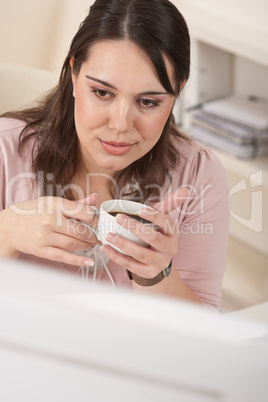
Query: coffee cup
xmin=72 ymin=199 xmax=155 ymax=255
xmin=97 ymin=199 xmax=154 ymax=254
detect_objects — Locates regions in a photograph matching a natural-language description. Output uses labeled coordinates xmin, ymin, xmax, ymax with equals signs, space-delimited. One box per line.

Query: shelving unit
xmin=174 ymin=0 xmax=268 ymax=311
xmin=176 ymin=0 xmax=268 ymax=68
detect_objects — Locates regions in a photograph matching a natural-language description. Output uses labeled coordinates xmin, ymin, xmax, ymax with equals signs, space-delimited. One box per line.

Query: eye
xmin=137 ymin=98 xmax=161 ymax=109
xmin=91 ymin=88 xmax=114 ymax=101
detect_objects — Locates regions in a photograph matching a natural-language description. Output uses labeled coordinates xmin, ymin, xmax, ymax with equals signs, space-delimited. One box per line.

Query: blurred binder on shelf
xmin=189 ymin=95 xmax=268 ymax=159
xmin=189 ymin=124 xmax=268 ymax=159
xmin=202 ymin=95 xmax=268 ymax=131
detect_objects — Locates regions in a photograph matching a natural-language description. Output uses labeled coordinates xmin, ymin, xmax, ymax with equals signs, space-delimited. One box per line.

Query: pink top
xmin=0 ymin=118 xmax=229 ymax=308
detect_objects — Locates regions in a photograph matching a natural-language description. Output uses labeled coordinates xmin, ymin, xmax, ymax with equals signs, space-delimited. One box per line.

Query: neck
xmin=72 ymin=168 xmax=115 ymax=204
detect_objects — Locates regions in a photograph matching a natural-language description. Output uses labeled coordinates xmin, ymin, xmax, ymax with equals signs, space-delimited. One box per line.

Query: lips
xmin=99 ymin=139 xmax=134 ymax=155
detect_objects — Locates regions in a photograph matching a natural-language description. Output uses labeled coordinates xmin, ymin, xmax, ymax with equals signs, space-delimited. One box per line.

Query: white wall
xmin=0 ymin=0 xmax=93 ymax=73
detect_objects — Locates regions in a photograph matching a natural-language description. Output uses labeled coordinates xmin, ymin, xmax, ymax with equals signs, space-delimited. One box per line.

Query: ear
xmin=180 ymin=80 xmax=186 ymax=91
xmin=70 ymin=57 xmax=77 ymax=98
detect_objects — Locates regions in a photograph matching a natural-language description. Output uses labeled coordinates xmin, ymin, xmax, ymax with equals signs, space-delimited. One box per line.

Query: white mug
xmin=98 ymin=199 xmax=155 ymax=254
xmin=77 ymin=199 xmax=155 ymax=254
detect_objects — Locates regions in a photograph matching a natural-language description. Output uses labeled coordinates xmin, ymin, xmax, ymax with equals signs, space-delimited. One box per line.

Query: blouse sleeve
xmin=171 ymin=147 xmax=229 ymax=309
xmin=0 ymin=118 xmax=38 ymax=212
xmin=0 ymin=145 xmax=6 ymax=211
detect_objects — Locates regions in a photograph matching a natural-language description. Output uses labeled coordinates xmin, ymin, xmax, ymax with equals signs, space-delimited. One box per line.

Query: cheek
xmin=74 ymin=91 xmax=106 ymax=131
xmin=142 ymin=109 xmax=172 ymax=142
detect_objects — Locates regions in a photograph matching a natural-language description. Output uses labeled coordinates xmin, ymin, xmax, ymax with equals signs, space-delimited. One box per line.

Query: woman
xmin=0 ymin=0 xmax=229 ymax=309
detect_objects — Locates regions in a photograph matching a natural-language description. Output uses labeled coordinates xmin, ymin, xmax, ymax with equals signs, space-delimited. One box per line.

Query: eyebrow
xmin=85 ymin=75 xmax=170 ymax=96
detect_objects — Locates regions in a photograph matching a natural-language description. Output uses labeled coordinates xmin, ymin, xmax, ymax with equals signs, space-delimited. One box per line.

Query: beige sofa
xmin=0 ymin=62 xmax=58 ymax=115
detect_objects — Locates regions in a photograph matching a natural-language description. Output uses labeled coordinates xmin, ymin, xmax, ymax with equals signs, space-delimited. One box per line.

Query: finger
xmin=100 ymin=244 xmax=162 ymax=278
xmin=39 ymin=246 xmax=95 ymax=267
xmin=48 ymin=231 xmax=96 ymax=251
xmin=77 ymin=194 xmax=99 ymax=222
xmin=33 ymin=196 xmax=97 ymax=221
xmin=153 ymin=188 xmax=189 ymax=214
xmin=72 ymin=219 xmax=101 ymax=243
xmin=116 ymin=209 xmax=179 ymax=238
xmin=107 ymin=230 xmax=170 ymax=269
xmin=59 ymin=217 xmax=101 ymax=244
xmin=113 ymin=213 xmax=179 ymax=258
xmin=78 ymin=193 xmax=99 ymax=206
xmin=51 ymin=196 xmax=97 ymax=220
xmin=61 ymin=200 xmax=98 ymax=224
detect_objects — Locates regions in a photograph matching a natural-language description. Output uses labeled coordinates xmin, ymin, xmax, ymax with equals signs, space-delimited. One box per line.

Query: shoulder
xmin=0 ymin=117 xmax=27 ymax=134
xmin=172 ymin=137 xmax=227 ymax=190
xmin=170 ymin=136 xmax=229 ymax=235
xmin=0 ymin=117 xmax=26 ymax=153
xmin=0 ymin=118 xmax=38 ymax=209
xmin=0 ymin=117 xmax=35 ymax=162
xmin=177 ymin=137 xmax=223 ymax=172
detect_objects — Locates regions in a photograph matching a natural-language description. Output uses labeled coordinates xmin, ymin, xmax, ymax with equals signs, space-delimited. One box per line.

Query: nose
xmin=108 ymin=99 xmax=133 ymax=133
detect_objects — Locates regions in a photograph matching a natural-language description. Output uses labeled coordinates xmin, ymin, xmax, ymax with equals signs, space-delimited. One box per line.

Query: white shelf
xmin=177 ymin=0 xmax=268 ymax=67
xmin=213 ymin=149 xmax=268 ymax=258
xmin=221 ymin=236 xmax=268 ymax=312
xmin=213 ymin=150 xmax=268 ymax=183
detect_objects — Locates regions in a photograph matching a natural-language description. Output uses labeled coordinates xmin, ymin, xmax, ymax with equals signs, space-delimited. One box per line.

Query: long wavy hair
xmin=3 ymin=0 xmax=191 ymax=202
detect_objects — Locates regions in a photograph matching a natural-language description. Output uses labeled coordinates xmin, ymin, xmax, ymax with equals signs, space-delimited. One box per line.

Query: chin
xmin=101 ymin=162 xmax=129 ymax=173
xmin=99 ymin=156 xmax=137 ymax=173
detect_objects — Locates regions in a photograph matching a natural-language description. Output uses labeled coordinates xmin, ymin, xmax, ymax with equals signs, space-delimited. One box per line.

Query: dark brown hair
xmin=3 ymin=0 xmax=190 ymax=202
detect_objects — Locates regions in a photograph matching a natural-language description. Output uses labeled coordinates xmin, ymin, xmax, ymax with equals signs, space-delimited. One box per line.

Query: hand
xmin=0 ymin=194 xmax=100 ymax=266
xmin=100 ymin=188 xmax=189 ymax=279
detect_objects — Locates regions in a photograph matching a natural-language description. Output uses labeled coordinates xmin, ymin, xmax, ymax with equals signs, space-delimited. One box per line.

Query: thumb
xmin=78 ymin=193 xmax=99 ymax=206
xmin=153 ymin=188 xmax=189 ymax=214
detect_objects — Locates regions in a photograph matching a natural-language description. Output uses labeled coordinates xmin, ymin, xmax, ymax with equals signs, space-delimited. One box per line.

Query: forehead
xmin=82 ymin=39 xmax=175 ymax=91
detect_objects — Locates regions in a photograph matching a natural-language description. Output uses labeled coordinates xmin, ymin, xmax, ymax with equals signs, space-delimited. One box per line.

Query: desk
xmin=229 ymin=301 xmax=268 ymax=323
xmin=0 ymin=258 xmax=268 ymax=402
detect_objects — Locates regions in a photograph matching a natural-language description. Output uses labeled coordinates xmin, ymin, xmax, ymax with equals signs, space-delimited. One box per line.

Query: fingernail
xmin=140 ymin=207 xmax=155 ymax=217
xmin=84 ymin=260 xmax=94 ymax=267
xmin=100 ymin=245 xmax=111 ymax=254
xmin=140 ymin=207 xmax=149 ymax=216
xmin=175 ymin=188 xmax=190 ymax=200
xmin=106 ymin=232 xmax=118 ymax=243
xmin=181 ymin=187 xmax=190 ymax=197
xmin=116 ymin=214 xmax=127 ymax=225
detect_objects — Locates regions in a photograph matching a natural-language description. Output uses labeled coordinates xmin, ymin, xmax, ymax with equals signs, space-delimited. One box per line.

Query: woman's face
xmin=71 ymin=39 xmax=175 ymax=176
